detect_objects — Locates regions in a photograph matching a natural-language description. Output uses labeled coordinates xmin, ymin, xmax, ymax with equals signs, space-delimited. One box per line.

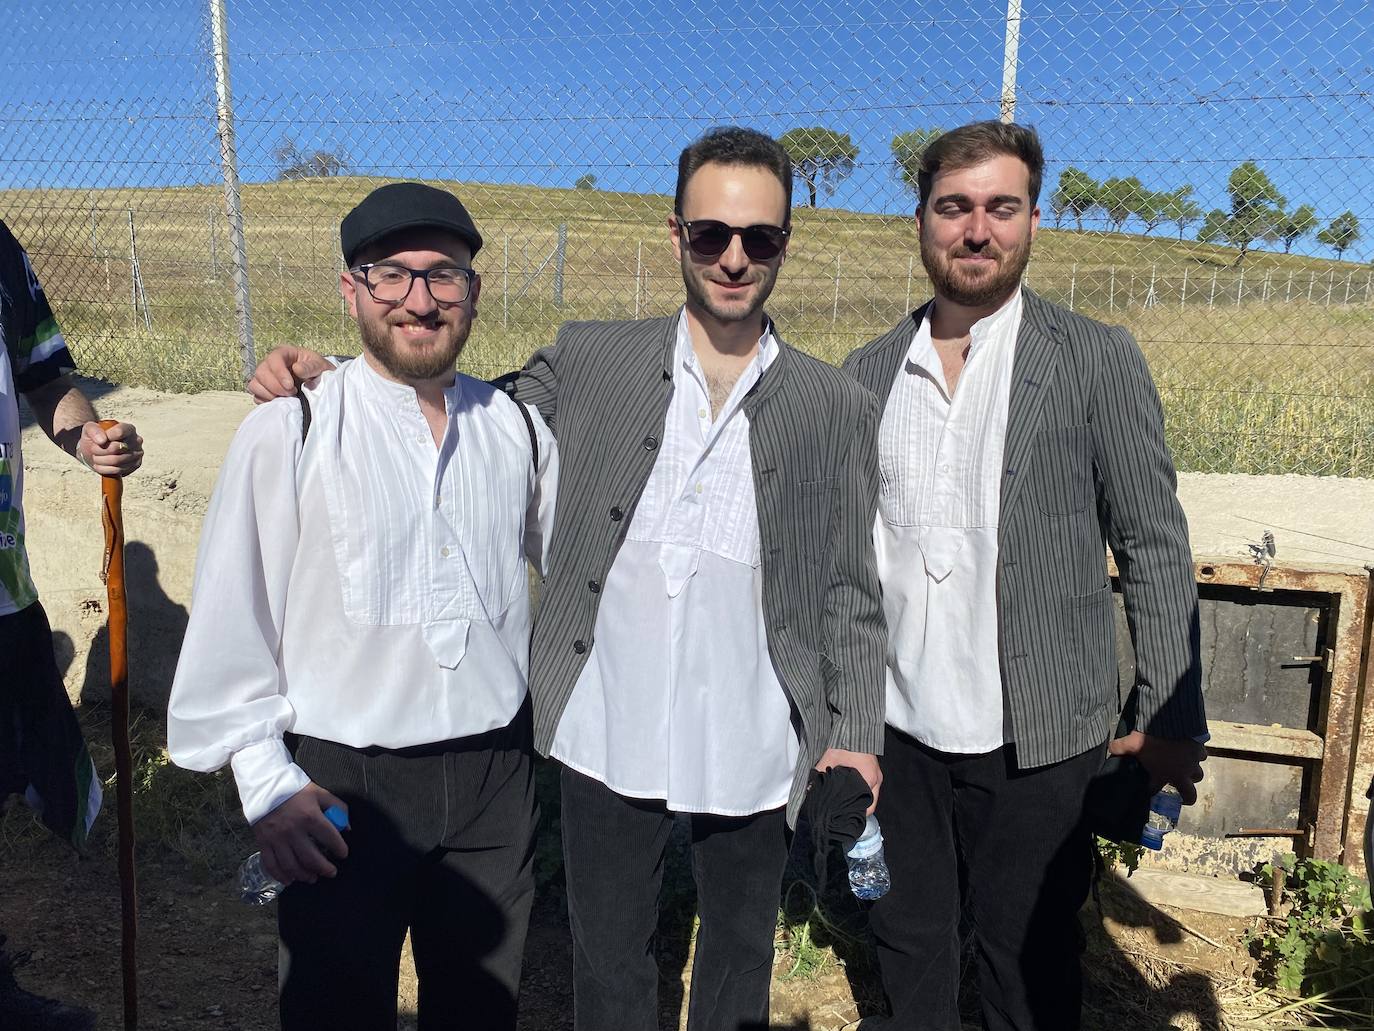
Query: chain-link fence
xmin=2 ymin=1 xmax=1371 ymax=475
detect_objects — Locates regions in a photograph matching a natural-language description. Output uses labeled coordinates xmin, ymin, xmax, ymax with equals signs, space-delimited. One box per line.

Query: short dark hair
xmin=674 ymin=126 xmax=793 ymax=224
xmin=918 ymin=121 xmax=1044 ymax=209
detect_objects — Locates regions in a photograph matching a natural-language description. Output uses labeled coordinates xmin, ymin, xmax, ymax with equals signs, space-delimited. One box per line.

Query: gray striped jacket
xmin=843 ymin=289 xmax=1206 ymax=766
xmin=512 ymin=315 xmax=887 ymax=824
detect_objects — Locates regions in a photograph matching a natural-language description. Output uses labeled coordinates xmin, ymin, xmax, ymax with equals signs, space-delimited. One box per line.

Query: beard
xmin=680 ymin=254 xmax=779 ymax=325
xmin=921 ymin=231 xmax=1032 ymax=309
xmin=357 ymin=312 xmax=469 ymax=381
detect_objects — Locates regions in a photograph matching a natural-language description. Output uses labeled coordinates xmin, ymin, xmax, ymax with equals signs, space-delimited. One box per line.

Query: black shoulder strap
xmin=489 ymin=372 xmax=538 ymax=471
xmin=513 ymin=398 xmax=539 ymax=471
xmin=298 ymin=392 xmax=312 ymax=444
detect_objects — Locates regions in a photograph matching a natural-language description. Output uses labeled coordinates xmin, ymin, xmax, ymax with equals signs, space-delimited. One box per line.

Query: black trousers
xmin=559 ymin=766 xmax=790 ymax=1031
xmin=277 ymin=706 xmax=537 ymax=1031
xmin=867 ymin=728 xmax=1102 ymax=1031
xmin=0 ymin=602 xmax=98 ymax=852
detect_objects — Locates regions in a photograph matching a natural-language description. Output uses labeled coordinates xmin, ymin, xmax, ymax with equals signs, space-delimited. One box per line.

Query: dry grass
xmin=2 ymin=177 xmax=1372 ymax=474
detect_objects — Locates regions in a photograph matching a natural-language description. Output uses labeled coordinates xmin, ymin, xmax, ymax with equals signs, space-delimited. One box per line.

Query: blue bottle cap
xmin=323 ymin=805 xmax=350 ymax=831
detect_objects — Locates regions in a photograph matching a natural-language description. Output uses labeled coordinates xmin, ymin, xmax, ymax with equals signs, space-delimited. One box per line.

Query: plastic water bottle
xmin=1140 ymin=785 xmax=1183 ymax=851
xmin=846 ymin=814 xmax=891 ymax=900
xmin=238 ymin=804 xmax=349 ymax=905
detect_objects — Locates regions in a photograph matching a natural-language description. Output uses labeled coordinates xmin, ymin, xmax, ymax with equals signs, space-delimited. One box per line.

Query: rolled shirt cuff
xmin=230 ymin=738 xmax=311 ymax=825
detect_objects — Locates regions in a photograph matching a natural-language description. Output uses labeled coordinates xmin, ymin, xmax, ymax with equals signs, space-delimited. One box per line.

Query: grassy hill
xmin=4 ymin=176 xmax=1372 ymax=474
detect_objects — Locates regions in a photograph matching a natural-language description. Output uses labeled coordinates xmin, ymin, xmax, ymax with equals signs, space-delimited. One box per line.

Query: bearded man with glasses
xmin=171 ymin=182 xmax=557 ymax=1031
xmin=251 ymin=127 xmax=886 ymax=1031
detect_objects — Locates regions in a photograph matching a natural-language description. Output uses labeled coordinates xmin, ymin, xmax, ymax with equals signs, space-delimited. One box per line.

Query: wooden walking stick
xmin=97 ymin=418 xmax=138 ymax=1030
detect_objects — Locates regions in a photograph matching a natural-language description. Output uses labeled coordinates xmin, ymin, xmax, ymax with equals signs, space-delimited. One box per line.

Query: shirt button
xmin=587 ymin=580 xmax=601 ymax=593
xmin=695 ymin=483 xmax=703 ymax=494
xmin=416 ymin=434 xmax=427 ymax=445
xmin=642 ymin=435 xmax=658 ymax=451
xmin=440 ymin=546 xmax=451 ymax=558
xmin=572 ymin=639 xmax=588 ymax=654
xmin=609 ymin=506 xmax=623 ymax=521
xmin=698 ymin=408 xmax=707 ymax=419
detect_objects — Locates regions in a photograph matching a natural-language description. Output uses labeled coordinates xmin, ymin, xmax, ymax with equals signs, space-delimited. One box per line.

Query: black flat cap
xmin=340 ymin=182 xmax=483 ymax=266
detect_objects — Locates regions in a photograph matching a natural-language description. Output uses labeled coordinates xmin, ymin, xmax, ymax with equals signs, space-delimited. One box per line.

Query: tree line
xmin=769 ymin=126 xmax=1362 ymax=267
xmin=1053 ymin=160 xmax=1361 ymax=266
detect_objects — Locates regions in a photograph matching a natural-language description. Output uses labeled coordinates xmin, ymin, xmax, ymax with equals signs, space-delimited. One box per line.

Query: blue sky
xmin=1 ymin=0 xmax=1370 ymax=258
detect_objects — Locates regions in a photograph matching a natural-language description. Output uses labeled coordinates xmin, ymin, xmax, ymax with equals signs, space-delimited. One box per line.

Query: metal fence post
xmin=210 ymin=0 xmax=255 ymax=382
xmin=831 ymin=255 xmax=841 ymax=326
xmin=999 ymin=0 xmax=1022 ymax=123
xmin=553 ymin=222 xmax=567 ymax=306
xmin=634 ymin=241 xmax=643 ymax=319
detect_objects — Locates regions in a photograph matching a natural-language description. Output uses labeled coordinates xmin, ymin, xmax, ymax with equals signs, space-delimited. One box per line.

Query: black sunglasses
xmin=675 ymin=217 xmax=790 ymax=261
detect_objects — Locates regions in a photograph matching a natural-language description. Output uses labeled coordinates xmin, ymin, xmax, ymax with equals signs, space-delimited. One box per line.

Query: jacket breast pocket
xmin=791 ymin=478 xmax=837 ymax=560
xmin=1030 ymin=425 xmax=1092 ymax=516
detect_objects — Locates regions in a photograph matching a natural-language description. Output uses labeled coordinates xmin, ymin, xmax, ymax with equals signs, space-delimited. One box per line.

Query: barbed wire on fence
xmin=1 ymin=0 xmax=1371 ymax=475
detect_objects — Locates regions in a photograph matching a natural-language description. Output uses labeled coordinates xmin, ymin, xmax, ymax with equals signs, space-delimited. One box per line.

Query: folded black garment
xmin=1083 ymin=753 xmax=1153 ymax=845
xmin=804 ymin=765 xmax=874 ymax=887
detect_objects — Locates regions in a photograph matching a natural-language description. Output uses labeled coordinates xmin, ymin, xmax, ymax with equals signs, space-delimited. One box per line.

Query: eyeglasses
xmin=675 ymin=218 xmax=790 ymax=261
xmin=350 ymin=263 xmax=475 ymax=304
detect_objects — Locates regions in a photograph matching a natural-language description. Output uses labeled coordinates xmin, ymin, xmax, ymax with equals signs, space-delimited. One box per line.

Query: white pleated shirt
xmin=876 ymin=291 xmax=1021 ymax=753
xmin=168 ymin=356 xmax=558 ymax=824
xmin=550 ymin=312 xmax=800 ymax=816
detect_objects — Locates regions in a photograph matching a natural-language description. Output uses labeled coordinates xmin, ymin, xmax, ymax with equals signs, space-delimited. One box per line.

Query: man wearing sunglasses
xmin=171 ymin=183 xmax=557 ymax=1030
xmin=249 ymin=127 xmax=885 ymax=1031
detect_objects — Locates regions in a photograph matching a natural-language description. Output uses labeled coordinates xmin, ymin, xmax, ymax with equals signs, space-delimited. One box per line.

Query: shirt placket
xmin=425 ymin=412 xmax=464 ymax=622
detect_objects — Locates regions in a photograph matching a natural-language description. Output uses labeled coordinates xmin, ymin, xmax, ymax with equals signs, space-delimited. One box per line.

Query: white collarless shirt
xmin=876 ymin=291 xmax=1021 ymax=753
xmin=168 ymin=356 xmax=558 ymax=824
xmin=551 ymin=311 xmax=800 ymax=816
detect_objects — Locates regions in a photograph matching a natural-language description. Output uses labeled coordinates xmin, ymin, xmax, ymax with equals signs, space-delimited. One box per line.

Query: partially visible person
xmin=168 ymin=184 xmax=556 ymax=1030
xmin=843 ymin=121 xmax=1207 ymax=1030
xmin=0 ymin=217 xmax=143 ymax=1030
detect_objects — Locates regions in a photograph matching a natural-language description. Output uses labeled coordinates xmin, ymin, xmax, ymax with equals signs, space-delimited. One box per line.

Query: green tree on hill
xmin=1134 ymin=189 xmax=1168 ymax=235
xmin=273 ymin=136 xmax=347 ymax=180
xmin=1158 ymin=186 xmax=1202 ymax=240
xmin=1211 ymin=161 xmax=1285 ymax=266
xmin=1051 ymin=167 xmax=1098 ymax=231
xmin=1317 ymin=212 xmax=1361 ymax=260
xmin=1272 ymin=204 xmax=1317 ymax=253
xmin=778 ymin=127 xmax=859 ymax=208
xmin=573 ymin=174 xmax=597 ymax=191
xmin=1099 ymin=176 xmax=1148 ymax=233
xmin=891 ymin=128 xmax=943 ymax=200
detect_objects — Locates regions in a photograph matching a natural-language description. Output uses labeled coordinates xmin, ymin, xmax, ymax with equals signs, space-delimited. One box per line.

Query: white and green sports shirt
xmin=0 ymin=218 xmax=75 ymax=615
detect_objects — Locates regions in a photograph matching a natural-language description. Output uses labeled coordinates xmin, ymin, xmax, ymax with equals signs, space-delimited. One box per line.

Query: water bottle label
xmin=1152 ymin=791 xmax=1183 ymax=823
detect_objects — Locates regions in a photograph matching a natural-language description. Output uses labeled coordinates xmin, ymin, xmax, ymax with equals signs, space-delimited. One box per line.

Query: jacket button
xmin=588 ymin=580 xmax=601 ymax=593
xmin=573 ymin=639 xmax=588 ymax=654
xmin=609 ymin=506 xmax=623 ymax=521
xmin=642 ymin=435 xmax=658 ymax=451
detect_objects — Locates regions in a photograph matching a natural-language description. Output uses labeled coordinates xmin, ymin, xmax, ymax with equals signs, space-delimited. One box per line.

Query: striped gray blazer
xmin=843 ymin=289 xmax=1206 ymax=767
xmin=512 ymin=315 xmax=887 ymax=824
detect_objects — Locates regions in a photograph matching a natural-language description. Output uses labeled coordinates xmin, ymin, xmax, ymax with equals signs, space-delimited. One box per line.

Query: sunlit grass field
xmin=4 ymin=176 xmax=1372 ymax=475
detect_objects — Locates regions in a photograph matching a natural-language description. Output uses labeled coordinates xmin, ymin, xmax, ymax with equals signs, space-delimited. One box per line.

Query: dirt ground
xmin=0 ymin=755 xmax=1265 ymax=1031
xmin=7 ymin=378 xmax=1371 ymax=1028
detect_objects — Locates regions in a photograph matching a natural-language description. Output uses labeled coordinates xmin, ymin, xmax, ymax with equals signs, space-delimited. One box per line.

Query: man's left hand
xmin=815 ymin=748 xmax=882 ymax=813
xmin=79 ymin=421 xmax=143 ymax=477
xmin=1108 ymin=730 xmax=1207 ymax=804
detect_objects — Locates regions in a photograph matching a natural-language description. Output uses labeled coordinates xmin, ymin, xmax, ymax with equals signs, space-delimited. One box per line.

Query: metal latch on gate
xmin=1291 ymin=648 xmax=1334 ymax=671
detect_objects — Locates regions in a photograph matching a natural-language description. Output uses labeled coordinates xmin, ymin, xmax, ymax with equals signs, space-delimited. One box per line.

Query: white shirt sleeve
xmin=167 ymin=398 xmax=310 ymax=825
xmin=523 ymin=406 xmax=558 ymax=576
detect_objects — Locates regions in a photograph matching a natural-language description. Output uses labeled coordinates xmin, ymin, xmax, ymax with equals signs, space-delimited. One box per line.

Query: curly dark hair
xmin=674 ymin=126 xmax=793 ymax=224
